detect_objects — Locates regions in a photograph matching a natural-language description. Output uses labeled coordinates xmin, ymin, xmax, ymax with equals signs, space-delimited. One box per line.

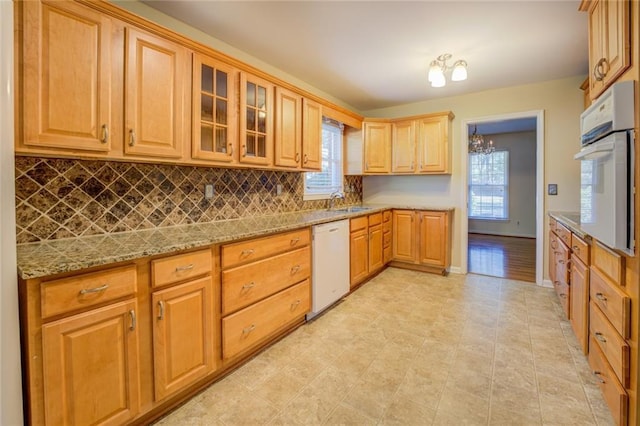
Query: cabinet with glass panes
xmin=192 ymin=53 xmax=238 ymax=163
xmin=240 ymin=72 xmax=274 ymax=166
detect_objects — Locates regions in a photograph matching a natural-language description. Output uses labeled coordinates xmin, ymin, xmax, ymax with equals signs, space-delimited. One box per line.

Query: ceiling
xmin=141 ymin=1 xmax=588 ymax=113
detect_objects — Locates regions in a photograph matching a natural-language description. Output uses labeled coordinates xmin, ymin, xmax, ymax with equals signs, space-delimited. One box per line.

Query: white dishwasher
xmin=307 ymin=219 xmax=350 ymax=320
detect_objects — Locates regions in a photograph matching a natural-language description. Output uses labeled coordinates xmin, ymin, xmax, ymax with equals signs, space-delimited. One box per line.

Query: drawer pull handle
xmin=595 ymin=292 xmax=608 ymax=302
xmin=241 ymin=249 xmax=255 ymax=257
xmin=593 ymin=371 xmax=606 ymax=384
xmin=79 ymin=284 xmax=109 ymax=295
xmin=291 ymin=299 xmax=301 ymax=310
xmin=157 ymin=301 xmax=165 ymax=320
xmin=175 ymin=264 xmax=194 ymax=272
xmin=129 ymin=310 xmax=136 ymax=331
xmin=595 ymin=332 xmax=607 ymax=343
xmin=291 ymin=265 xmax=301 ymax=274
xmin=559 ymin=293 xmax=567 ymax=299
xmin=572 ymin=245 xmax=580 ymax=252
xmin=242 ymin=324 xmax=256 ymax=335
xmin=290 ymin=237 xmax=300 ymax=245
xmin=242 ymin=282 xmax=255 ymax=290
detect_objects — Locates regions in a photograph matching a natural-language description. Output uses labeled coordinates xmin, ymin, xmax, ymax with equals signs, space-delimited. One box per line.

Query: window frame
xmin=468 ymin=150 xmax=509 ymax=221
xmin=303 ymin=119 xmax=344 ymax=201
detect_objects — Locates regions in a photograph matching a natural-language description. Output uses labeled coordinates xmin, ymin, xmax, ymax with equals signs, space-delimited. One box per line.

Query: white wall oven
xmin=574 ymin=80 xmax=635 ymax=255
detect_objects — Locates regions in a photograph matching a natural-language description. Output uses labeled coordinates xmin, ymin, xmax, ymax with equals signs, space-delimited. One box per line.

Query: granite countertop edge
xmin=18 ymin=205 xmax=455 ymax=280
xmin=548 ymin=211 xmax=591 ymax=240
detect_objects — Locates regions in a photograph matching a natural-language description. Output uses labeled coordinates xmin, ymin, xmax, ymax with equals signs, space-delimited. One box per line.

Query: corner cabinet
xmin=239 ymin=72 xmax=274 ymax=166
xmin=19 ymin=0 xmax=114 ymax=154
xmin=124 ymin=27 xmax=189 ymax=159
xmin=192 ymin=53 xmax=238 ymax=164
xmin=581 ymin=0 xmax=631 ymax=99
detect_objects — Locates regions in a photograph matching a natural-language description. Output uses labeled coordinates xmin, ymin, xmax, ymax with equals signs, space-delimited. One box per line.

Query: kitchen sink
xmin=331 ymin=206 xmax=373 ymax=213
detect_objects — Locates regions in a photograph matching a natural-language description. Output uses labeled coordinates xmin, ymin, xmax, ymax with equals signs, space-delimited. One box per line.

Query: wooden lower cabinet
xmin=391 ymin=209 xmax=451 ymax=274
xmin=42 ymin=299 xmax=140 ymax=426
xmin=349 ymin=212 xmax=386 ymax=288
xmin=350 ymin=227 xmax=369 ymax=286
xmin=152 ymin=277 xmax=214 ymax=401
xmin=589 ymin=335 xmax=628 ymax=426
xmin=571 ymin=255 xmax=590 ymax=354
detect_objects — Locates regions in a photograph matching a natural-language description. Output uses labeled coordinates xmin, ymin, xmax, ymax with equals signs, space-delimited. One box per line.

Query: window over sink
xmin=303 ymin=118 xmax=344 ymax=200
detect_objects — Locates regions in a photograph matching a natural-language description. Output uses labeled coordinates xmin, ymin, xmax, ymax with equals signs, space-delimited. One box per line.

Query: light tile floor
xmin=155 ymin=268 xmax=615 ymax=425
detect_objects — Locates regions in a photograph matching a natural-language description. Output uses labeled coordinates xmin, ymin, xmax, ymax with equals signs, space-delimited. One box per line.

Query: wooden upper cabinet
xmin=20 ymin=0 xmax=113 ymax=154
xmin=418 ymin=211 xmax=450 ymax=268
xmin=125 ymin=27 xmax=188 ymax=159
xmin=42 ymin=300 xmax=140 ymax=425
xmin=416 ymin=113 xmax=452 ymax=174
xmin=363 ymin=121 xmax=391 ymax=173
xmin=582 ymin=0 xmax=630 ymax=99
xmin=302 ymin=98 xmax=322 ymax=171
xmin=274 ymin=87 xmax=302 ymax=168
xmin=392 ymin=120 xmax=417 ymax=173
xmin=192 ymin=53 xmax=238 ymax=163
xmin=240 ymin=72 xmax=274 ymax=166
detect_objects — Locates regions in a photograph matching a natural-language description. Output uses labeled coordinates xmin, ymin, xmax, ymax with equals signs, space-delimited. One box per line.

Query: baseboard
xmin=468 ymin=231 xmax=536 ymax=239
xmin=449 ymin=266 xmax=464 ymax=275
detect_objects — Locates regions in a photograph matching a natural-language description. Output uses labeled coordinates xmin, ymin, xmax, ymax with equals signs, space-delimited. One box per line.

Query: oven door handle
xmin=573 ymin=140 xmax=615 ymax=161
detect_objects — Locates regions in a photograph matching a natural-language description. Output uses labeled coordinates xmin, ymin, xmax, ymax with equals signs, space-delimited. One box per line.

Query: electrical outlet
xmin=205 ymin=184 xmax=215 ymax=199
xmin=276 ymin=184 xmax=283 ymax=196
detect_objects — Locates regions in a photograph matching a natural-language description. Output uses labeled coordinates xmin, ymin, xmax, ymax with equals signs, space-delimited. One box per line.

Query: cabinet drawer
xmin=350 ymin=216 xmax=368 ymax=232
xmin=553 ymin=279 xmax=570 ymax=319
xmin=222 ymin=279 xmax=310 ymax=359
xmin=383 ymin=231 xmax=391 ymax=248
xmin=570 ymin=233 xmax=590 ymax=265
xmin=593 ymin=241 xmax=624 ymax=286
xmin=588 ymin=336 xmax=628 ymax=426
xmin=383 ymin=210 xmax=391 ymax=223
xmin=41 ymin=265 xmax=137 ymax=319
xmin=555 ymin=223 xmax=572 ymax=247
xmin=590 ymin=266 xmax=630 ymax=339
xmin=152 ymin=249 xmax=212 ymax=288
xmin=549 ymin=217 xmax=557 ymax=231
xmin=221 ymin=246 xmax=310 ymax=314
xmin=368 ymin=212 xmax=382 ymax=227
xmin=590 ymin=302 xmax=629 ymax=387
xmin=383 ymin=245 xmax=392 ymax=264
xmin=556 ymin=239 xmax=571 ymax=285
xmin=222 ymin=229 xmax=310 ymax=268
xmin=383 ymin=221 xmax=391 ymax=234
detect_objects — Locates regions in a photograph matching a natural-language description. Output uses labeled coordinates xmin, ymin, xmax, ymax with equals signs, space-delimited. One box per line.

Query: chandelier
xmin=469 ymin=125 xmax=495 ymax=154
xmin=428 ymin=53 xmax=468 ymax=88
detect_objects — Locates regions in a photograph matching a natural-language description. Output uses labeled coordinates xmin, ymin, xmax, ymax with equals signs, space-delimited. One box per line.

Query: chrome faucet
xmin=328 ymin=191 xmax=345 ymax=210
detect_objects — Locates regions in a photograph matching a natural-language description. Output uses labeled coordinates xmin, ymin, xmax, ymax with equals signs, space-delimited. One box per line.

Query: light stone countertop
xmin=548 ymin=211 xmax=590 ymax=240
xmin=17 ymin=205 xmax=455 ymax=280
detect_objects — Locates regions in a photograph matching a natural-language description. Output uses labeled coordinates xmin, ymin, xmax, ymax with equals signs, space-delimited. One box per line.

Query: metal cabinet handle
xmin=242 ymin=324 xmax=256 ymax=335
xmin=295 ymin=152 xmax=300 ymax=162
xmin=291 ymin=265 xmax=301 ymax=274
xmin=157 ymin=301 xmax=165 ymax=320
xmin=175 ymin=264 xmax=194 ymax=272
xmin=303 ymin=154 xmax=308 ymax=164
xmin=559 ymin=293 xmax=567 ymax=299
xmin=229 ymin=144 xmax=234 ymax=156
xmin=594 ymin=332 xmax=607 ymax=343
xmin=241 ymin=249 xmax=255 ymax=257
xmin=242 ymin=282 xmax=255 ymax=290
xmin=572 ymin=245 xmax=580 ymax=252
xmin=129 ymin=129 xmax=136 ymax=146
xmin=242 ymin=144 xmax=247 ymax=157
xmin=593 ymin=371 xmax=606 ymax=384
xmin=594 ymin=57 xmax=608 ymax=81
xmin=595 ymin=292 xmax=607 ymax=302
xmin=79 ymin=284 xmax=109 ymax=295
xmin=291 ymin=299 xmax=301 ymax=310
xmin=129 ymin=310 xmax=136 ymax=331
xmin=101 ymin=124 xmax=109 ymax=144
xmin=290 ymin=237 xmax=300 ymax=245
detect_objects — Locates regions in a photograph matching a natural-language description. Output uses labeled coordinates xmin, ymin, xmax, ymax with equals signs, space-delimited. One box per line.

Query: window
xmin=303 ymin=119 xmax=343 ymax=200
xmin=468 ymin=151 xmax=509 ymax=219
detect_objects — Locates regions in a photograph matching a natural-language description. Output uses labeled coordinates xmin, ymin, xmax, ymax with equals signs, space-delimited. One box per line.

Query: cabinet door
xmin=392 ymin=210 xmax=416 ymax=263
xmin=418 ymin=211 xmax=449 ymax=268
xmin=571 ymin=256 xmax=589 ymax=354
xmin=363 ymin=121 xmax=391 ymax=173
xmin=192 ymin=53 xmax=237 ymax=163
xmin=302 ymin=98 xmax=322 ymax=171
xmin=350 ymin=228 xmax=369 ymax=287
xmin=240 ymin=72 xmax=273 ymax=166
xmin=125 ymin=27 xmax=188 ymax=159
xmin=275 ymin=87 xmax=302 ymax=168
xmin=416 ymin=115 xmax=450 ymax=174
xmin=152 ymin=277 xmax=214 ymax=401
xmin=391 ymin=120 xmax=416 ymax=173
xmin=42 ymin=300 xmax=139 ymax=426
xmin=368 ymin=224 xmax=384 ymax=273
xmin=21 ymin=1 xmax=112 ymax=153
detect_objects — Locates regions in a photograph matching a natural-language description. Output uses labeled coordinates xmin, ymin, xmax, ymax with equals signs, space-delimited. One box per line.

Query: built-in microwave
xmin=574 ymin=80 xmax=635 ymax=255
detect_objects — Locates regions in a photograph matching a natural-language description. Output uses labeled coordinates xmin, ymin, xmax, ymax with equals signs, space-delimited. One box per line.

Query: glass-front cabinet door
xmin=240 ymin=72 xmax=273 ymax=166
xmin=192 ymin=53 xmax=238 ymax=163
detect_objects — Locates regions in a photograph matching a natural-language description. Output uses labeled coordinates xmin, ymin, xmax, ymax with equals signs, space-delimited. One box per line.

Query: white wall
xmin=362 ymin=76 xmax=585 ymax=278
xmin=1 ymin=1 xmax=24 ymax=424
xmin=468 ymin=131 xmax=537 ymax=238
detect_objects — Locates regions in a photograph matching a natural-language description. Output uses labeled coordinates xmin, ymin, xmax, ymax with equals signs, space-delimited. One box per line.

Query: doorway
xmin=461 ymin=111 xmax=544 ymax=285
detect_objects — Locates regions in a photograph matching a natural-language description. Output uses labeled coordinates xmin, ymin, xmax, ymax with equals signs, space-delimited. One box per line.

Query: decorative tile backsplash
xmin=15 ymin=157 xmax=362 ymax=243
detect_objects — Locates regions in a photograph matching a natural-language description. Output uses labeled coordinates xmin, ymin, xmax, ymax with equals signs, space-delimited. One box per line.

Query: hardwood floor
xmin=468 ymin=233 xmax=536 ymax=282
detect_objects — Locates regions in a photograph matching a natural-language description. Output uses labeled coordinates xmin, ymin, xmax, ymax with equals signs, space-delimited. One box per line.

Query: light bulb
xmin=451 ymin=60 xmax=467 ymax=81
xmin=428 ymin=61 xmax=441 ymax=83
xmin=431 ymin=72 xmax=446 ymax=88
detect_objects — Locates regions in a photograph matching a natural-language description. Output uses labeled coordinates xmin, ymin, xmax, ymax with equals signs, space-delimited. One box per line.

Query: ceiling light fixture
xmin=428 ymin=53 xmax=468 ymax=88
xmin=469 ymin=125 xmax=495 ymax=155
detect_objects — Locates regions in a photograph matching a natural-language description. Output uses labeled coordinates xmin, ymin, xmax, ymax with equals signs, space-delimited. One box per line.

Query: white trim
xmin=449 ymin=266 xmax=464 ymax=275
xmin=541 ymin=279 xmax=554 ymax=288
xmin=461 ymin=110 xmax=545 ymax=286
